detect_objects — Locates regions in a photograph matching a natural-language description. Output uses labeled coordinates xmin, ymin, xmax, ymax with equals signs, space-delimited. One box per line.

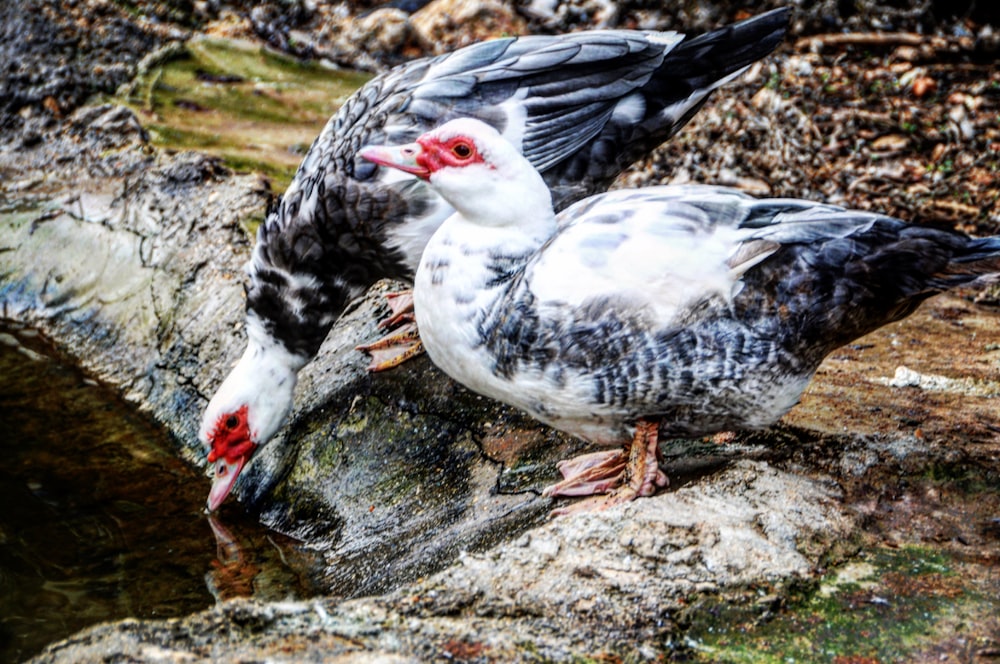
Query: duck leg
xmin=618 ymin=418 xmax=670 ymax=499
xmin=356 ymin=290 xmax=426 ymax=371
xmin=548 ymin=419 xmax=669 ymax=516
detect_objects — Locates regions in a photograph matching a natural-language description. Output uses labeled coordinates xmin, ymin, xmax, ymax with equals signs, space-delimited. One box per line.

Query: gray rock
xmin=0 ymin=0 xmax=185 ymax=126
xmin=409 ymin=0 xmax=528 ymax=53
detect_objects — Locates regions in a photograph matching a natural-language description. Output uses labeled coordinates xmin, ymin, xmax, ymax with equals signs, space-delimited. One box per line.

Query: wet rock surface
xmin=2 ymin=0 xmax=999 ymax=661
xmin=28 ymin=462 xmax=856 ymax=663
xmin=1 ymin=105 xmax=266 ymax=468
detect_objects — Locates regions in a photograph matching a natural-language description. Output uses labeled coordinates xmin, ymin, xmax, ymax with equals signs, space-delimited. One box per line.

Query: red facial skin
xmin=360 ymin=133 xmax=491 ymax=181
xmin=206 ymin=405 xmax=257 ymax=511
xmin=207 ymin=405 xmax=255 ymax=467
xmin=414 ymin=135 xmax=487 ymax=176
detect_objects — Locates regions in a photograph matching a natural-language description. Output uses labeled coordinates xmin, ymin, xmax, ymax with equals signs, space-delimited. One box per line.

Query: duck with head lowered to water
xmin=200 ymin=9 xmax=792 ymax=511
xmin=360 ymin=117 xmax=1000 ymax=513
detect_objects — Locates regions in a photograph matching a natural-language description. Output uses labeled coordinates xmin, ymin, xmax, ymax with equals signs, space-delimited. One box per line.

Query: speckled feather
xmin=412 ymin=152 xmax=1000 ymax=446
xmin=246 ymin=9 xmax=789 ymax=360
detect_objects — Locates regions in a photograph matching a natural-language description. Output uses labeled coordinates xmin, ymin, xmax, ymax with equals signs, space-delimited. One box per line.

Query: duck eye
xmin=225 ymin=415 xmax=239 ymax=430
xmin=451 ymin=142 xmax=472 ymax=159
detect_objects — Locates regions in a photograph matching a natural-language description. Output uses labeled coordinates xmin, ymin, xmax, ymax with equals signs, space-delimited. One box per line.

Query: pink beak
xmin=359 ymin=143 xmax=430 ymax=179
xmin=207 ymin=456 xmax=246 ymax=512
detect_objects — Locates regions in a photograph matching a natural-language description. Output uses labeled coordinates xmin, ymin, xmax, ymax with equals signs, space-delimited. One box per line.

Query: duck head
xmin=359 ymin=118 xmax=551 ymax=229
xmin=200 ymin=322 xmax=303 ymax=511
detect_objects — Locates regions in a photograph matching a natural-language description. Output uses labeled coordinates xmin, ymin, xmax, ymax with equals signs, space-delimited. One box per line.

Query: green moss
xmin=920 ymin=461 xmax=999 ymax=494
xmin=114 ymin=36 xmax=371 ymax=195
xmin=111 ymin=0 xmax=202 ymax=27
xmin=683 ymin=546 xmax=995 ymax=662
xmin=240 ymin=212 xmax=267 ymax=239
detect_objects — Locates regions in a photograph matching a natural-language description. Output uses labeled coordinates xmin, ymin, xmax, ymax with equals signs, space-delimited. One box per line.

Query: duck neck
xmin=440 ymin=209 xmax=555 ymax=290
xmin=414 ymin=207 xmax=556 ymax=351
xmin=412 ymin=208 xmax=554 ymax=401
xmin=245 ymin=176 xmax=412 ymax=361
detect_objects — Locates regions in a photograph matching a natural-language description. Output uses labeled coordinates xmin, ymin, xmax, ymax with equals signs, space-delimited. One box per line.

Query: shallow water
xmin=0 ymin=324 xmax=324 ymax=663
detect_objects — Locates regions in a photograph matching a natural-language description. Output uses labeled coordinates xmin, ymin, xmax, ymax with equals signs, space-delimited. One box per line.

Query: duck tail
xmin=942 ymin=234 xmax=1000 ymax=287
xmin=666 ymin=7 xmax=791 ymax=83
xmin=627 ymin=8 xmax=789 ymax=163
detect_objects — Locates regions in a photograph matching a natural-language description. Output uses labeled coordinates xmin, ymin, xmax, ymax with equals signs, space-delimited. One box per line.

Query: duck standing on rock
xmin=201 ymin=9 xmax=792 ymax=510
xmin=360 ymin=117 xmax=1000 ymax=513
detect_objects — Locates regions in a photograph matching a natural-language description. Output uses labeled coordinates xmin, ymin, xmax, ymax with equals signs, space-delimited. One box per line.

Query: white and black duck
xmin=359 ymin=117 xmax=1000 ymax=513
xmin=201 ymin=9 xmax=791 ymax=510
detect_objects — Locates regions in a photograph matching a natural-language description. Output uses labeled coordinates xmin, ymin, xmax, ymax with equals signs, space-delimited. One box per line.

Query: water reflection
xmin=0 ymin=324 xmax=322 ymax=662
xmin=206 ymin=516 xmax=264 ymax=602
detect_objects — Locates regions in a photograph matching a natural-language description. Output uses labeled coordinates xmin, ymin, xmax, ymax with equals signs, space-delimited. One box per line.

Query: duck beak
xmin=359 ymin=143 xmax=430 ymax=179
xmin=207 ymin=456 xmax=246 ymax=512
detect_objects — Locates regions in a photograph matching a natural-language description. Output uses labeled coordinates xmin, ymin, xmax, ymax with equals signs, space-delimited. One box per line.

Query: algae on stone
xmin=115 ymin=36 xmax=371 ymax=190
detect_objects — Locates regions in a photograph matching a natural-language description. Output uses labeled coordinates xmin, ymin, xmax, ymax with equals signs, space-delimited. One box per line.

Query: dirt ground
xmin=628 ymin=30 xmax=1000 ymax=235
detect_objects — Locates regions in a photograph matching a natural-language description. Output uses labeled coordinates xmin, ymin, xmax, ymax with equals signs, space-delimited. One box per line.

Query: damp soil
xmin=0 ymin=323 xmax=326 ymax=663
xmin=676 ymin=294 xmax=1000 ymax=662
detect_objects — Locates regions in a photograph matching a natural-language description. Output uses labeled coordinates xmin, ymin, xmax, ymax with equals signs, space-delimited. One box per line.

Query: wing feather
xmin=524 ymin=186 xmax=889 ymax=326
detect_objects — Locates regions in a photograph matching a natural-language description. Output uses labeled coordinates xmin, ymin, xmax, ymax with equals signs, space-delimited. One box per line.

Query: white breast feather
xmin=384 ymin=197 xmax=457 ymax=274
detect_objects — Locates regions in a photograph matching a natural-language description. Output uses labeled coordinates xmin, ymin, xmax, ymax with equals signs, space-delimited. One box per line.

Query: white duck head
xmin=359 ymin=118 xmax=553 ymax=230
xmin=199 ymin=316 xmax=303 ymax=511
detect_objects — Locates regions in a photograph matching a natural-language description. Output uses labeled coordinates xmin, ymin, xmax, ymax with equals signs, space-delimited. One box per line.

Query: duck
xmin=358 ymin=117 xmax=1000 ymax=513
xmin=202 ymin=9 xmax=791 ymax=511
